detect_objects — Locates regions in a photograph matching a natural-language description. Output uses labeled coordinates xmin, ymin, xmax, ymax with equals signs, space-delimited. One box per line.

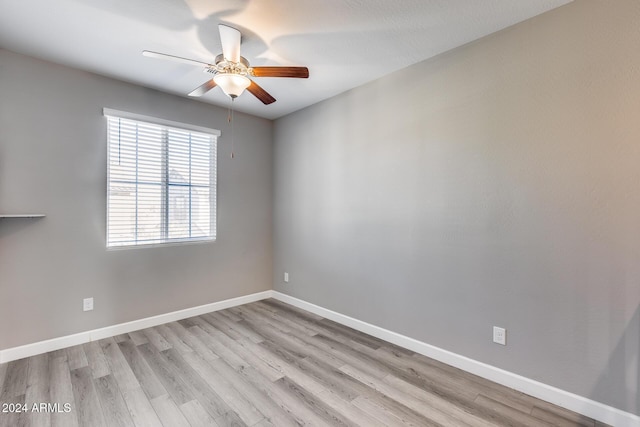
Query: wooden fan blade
xmin=218 ymin=24 xmax=241 ymax=63
xmin=246 ymin=80 xmax=276 ymax=105
xmin=188 ymin=79 xmax=217 ymax=97
xmin=251 ymin=66 xmax=309 ymax=78
xmin=142 ymin=50 xmax=212 ymax=68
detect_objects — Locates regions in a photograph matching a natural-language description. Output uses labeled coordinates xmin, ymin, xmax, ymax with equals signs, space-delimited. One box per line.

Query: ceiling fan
xmin=143 ymin=24 xmax=309 ymax=105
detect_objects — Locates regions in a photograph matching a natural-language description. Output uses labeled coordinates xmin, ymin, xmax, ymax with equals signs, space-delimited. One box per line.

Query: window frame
xmin=103 ymin=108 xmax=220 ymax=249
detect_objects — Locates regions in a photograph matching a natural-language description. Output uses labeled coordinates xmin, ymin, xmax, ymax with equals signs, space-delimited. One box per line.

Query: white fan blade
xmin=218 ymin=24 xmax=241 ymax=63
xmin=142 ymin=50 xmax=212 ymax=68
xmin=188 ymin=79 xmax=217 ymax=97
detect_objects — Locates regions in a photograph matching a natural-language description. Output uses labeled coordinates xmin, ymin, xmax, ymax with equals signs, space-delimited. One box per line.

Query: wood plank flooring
xmin=0 ymin=299 xmax=607 ymax=427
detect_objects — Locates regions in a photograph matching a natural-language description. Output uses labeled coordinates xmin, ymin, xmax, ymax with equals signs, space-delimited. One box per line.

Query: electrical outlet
xmin=284 ymin=272 xmax=289 ymax=283
xmin=83 ymin=297 xmax=94 ymax=312
xmin=493 ymin=326 xmax=506 ymax=345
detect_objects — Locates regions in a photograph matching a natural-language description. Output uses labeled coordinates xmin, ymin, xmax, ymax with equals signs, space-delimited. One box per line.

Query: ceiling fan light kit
xmin=143 ymin=24 xmax=309 ymax=105
xmin=214 ymin=73 xmax=250 ymax=98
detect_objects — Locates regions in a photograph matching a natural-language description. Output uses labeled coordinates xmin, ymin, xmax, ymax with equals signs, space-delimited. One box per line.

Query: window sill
xmin=106 ymin=237 xmax=216 ymax=251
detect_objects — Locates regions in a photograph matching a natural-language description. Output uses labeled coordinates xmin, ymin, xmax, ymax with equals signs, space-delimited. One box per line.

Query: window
xmin=104 ymin=109 xmax=219 ymax=248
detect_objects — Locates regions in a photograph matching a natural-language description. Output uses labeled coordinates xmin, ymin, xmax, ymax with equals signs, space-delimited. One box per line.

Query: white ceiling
xmin=0 ymin=0 xmax=571 ymax=120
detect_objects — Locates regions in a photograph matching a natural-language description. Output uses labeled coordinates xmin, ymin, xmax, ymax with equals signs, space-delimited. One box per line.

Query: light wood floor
xmin=0 ymin=299 xmax=606 ymax=427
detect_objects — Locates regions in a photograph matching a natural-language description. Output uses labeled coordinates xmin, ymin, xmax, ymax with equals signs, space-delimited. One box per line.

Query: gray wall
xmin=273 ymin=0 xmax=640 ymax=415
xmin=0 ymin=49 xmax=273 ymax=350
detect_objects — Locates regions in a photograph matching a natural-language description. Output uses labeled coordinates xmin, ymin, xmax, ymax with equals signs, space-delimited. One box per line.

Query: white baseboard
xmin=272 ymin=291 xmax=640 ymax=427
xmin=0 ymin=290 xmax=273 ymax=364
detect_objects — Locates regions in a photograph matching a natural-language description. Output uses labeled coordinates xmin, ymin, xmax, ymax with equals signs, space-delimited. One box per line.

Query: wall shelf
xmin=0 ymin=214 xmax=45 ymax=219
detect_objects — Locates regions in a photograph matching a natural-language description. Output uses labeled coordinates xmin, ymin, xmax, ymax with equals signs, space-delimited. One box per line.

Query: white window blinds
xmin=104 ymin=110 xmax=218 ymax=248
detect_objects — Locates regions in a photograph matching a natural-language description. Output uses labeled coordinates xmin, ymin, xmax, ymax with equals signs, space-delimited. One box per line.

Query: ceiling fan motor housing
xmin=206 ymin=54 xmax=251 ymax=76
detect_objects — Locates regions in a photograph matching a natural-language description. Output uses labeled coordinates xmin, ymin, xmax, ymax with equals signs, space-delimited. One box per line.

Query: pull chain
xmin=227 ymin=97 xmax=236 ymax=159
